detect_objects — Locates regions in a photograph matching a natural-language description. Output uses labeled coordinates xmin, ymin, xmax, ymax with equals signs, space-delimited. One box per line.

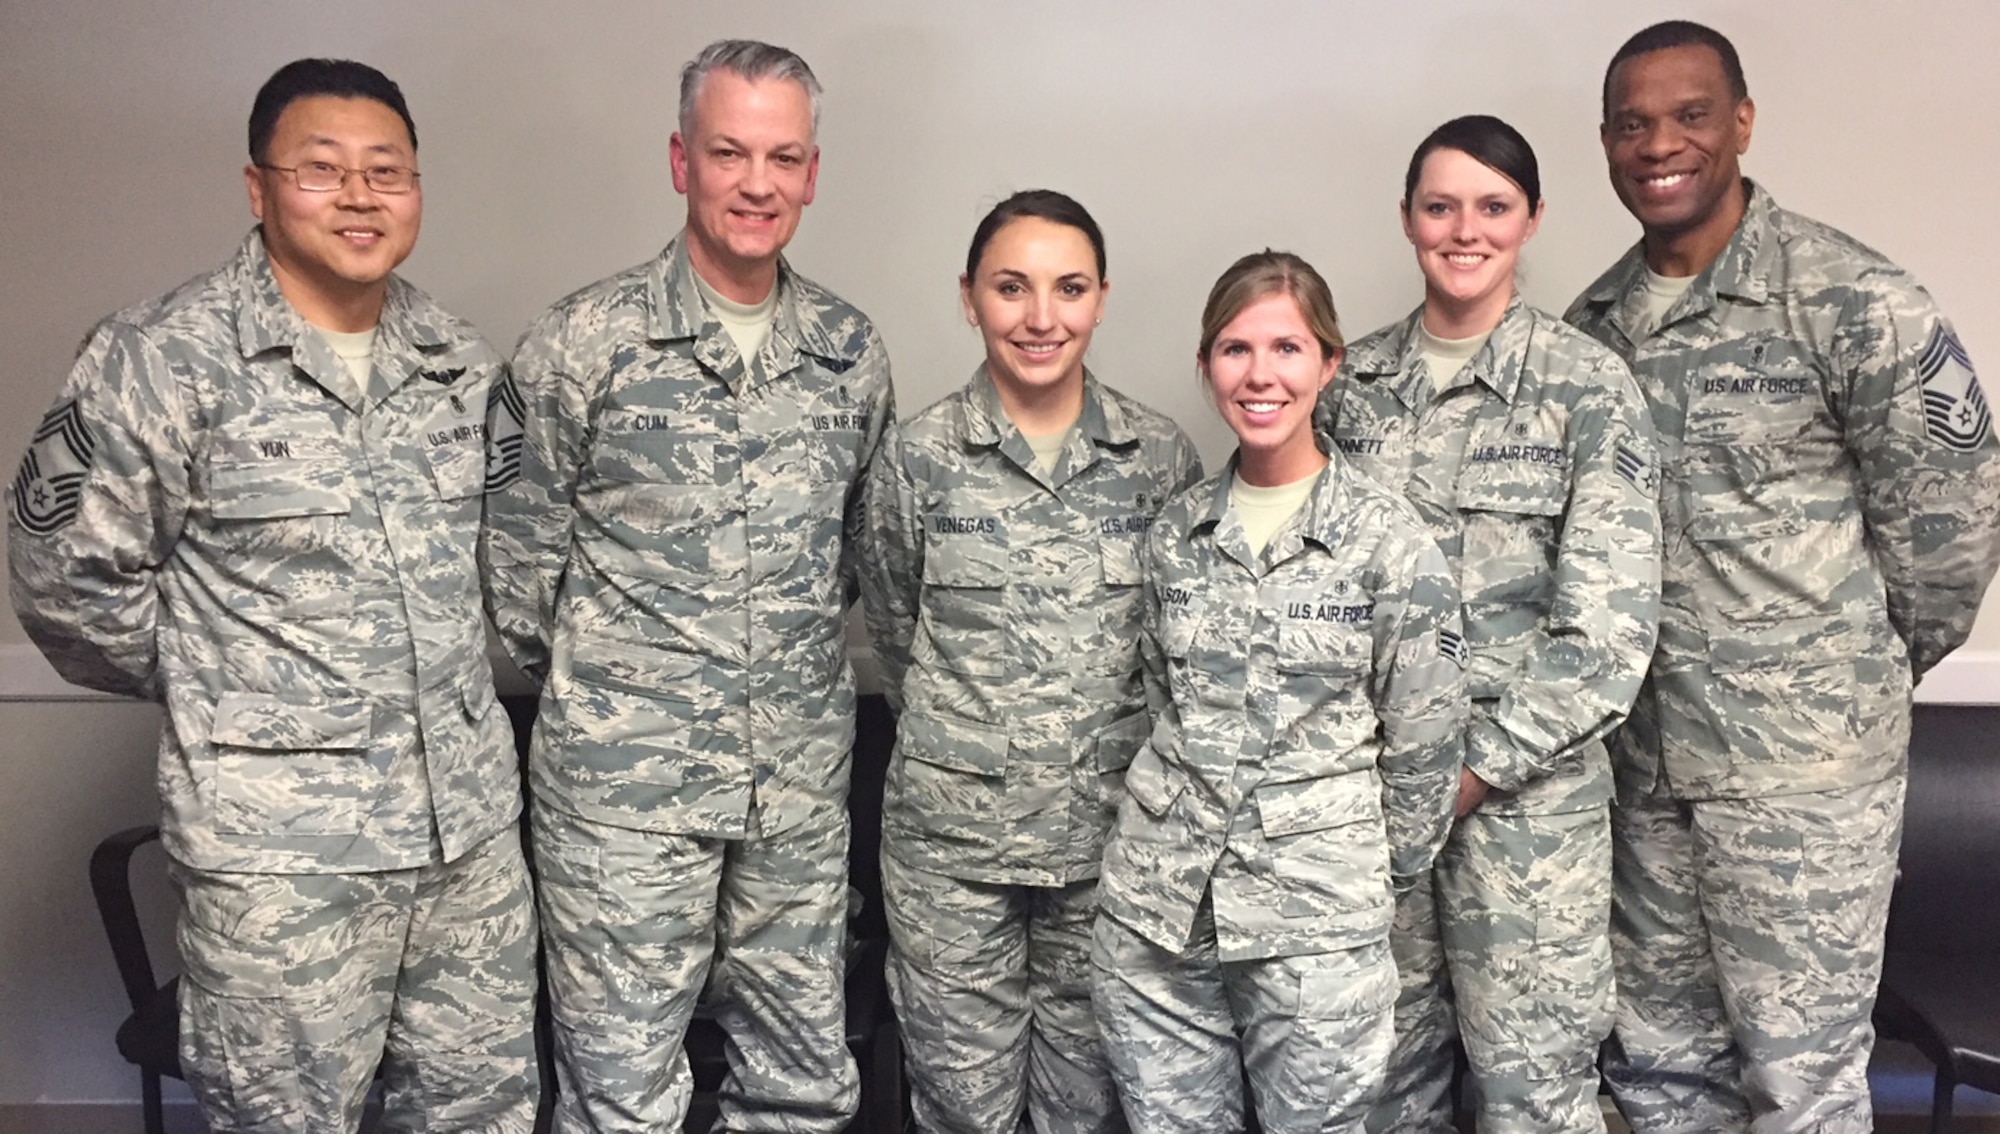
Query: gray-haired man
xmin=483 ymin=39 xmax=894 ymax=1132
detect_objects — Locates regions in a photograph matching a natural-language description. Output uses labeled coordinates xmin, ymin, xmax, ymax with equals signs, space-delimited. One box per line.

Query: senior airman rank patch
xmin=11 ymin=400 xmax=94 ymax=535
xmin=1438 ymin=628 xmax=1470 ymax=669
xmin=1919 ymin=323 xmax=1990 ymax=453
xmin=1614 ymin=441 xmax=1657 ymax=493
xmin=485 ymin=373 xmax=525 ymax=492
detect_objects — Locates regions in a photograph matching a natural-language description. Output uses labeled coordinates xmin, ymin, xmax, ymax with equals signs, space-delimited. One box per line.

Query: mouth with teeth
xmin=336 ymin=226 xmax=385 ymax=246
xmin=1443 ymin=252 xmax=1488 ymax=268
xmin=1012 ymin=341 xmax=1067 ymax=361
xmin=1636 ymin=171 xmax=1694 ymax=197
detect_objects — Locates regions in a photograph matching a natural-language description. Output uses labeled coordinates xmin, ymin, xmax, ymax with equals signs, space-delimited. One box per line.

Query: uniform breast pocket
xmin=420 ymin=393 xmax=489 ymax=501
xmin=918 ymin=530 xmax=1010 ymax=678
xmin=207 ymin=459 xmax=354 ymax=555
xmin=1273 ymin=621 xmax=1374 ymax=758
xmin=1455 ymin=458 xmax=1565 ymax=607
xmin=206 ymin=692 xmax=379 ymax=837
xmin=1092 ymin=532 xmax=1147 ymax=674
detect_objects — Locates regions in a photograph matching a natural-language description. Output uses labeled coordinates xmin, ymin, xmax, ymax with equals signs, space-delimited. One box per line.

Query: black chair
xmin=88 ymin=825 xmax=182 ymax=1134
xmin=1872 ymin=703 xmax=2000 ymax=1133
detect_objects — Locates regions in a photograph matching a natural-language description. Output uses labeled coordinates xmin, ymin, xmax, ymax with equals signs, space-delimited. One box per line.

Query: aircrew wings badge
xmin=10 ymin=400 xmax=94 ymax=535
xmin=1919 ymin=323 xmax=1991 ymax=453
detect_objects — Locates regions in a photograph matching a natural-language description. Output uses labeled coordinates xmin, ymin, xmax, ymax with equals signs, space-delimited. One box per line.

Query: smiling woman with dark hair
xmin=1320 ymin=115 xmax=1661 ymax=1134
xmin=859 ymin=189 xmax=1201 ymax=1134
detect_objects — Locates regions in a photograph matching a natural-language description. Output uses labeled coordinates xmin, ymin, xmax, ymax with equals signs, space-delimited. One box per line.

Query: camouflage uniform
xmin=1091 ymin=453 xmax=1467 ymax=1134
xmin=482 ymin=232 xmax=892 ymax=1134
xmin=9 ymin=231 xmax=538 ymax=1133
xmin=1322 ymin=299 xmax=1662 ymax=1133
xmin=859 ymin=369 xmax=1202 ymax=1134
xmin=1566 ymin=181 xmax=2000 ymax=1134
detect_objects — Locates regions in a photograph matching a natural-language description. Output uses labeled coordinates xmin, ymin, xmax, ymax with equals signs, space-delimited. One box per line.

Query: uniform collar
xmin=959 ymin=366 xmax=1136 ymax=483
xmin=1576 ymin=178 xmax=1777 ymax=342
xmin=647 ymin=231 xmax=862 ymax=391
xmin=231 ymin=228 xmax=449 ymax=411
xmin=1190 ymin=442 xmax=1350 ymax=567
xmin=1347 ymin=296 xmax=1537 ymax=409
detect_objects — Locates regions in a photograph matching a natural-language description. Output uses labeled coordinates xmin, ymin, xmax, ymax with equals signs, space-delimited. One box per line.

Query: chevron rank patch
xmin=1919 ymin=323 xmax=1991 ymax=453
xmin=1438 ymin=627 xmax=1470 ymax=669
xmin=1614 ymin=441 xmax=1657 ymax=493
xmin=484 ymin=372 xmax=525 ymax=492
xmin=11 ymin=400 xmax=95 ymax=535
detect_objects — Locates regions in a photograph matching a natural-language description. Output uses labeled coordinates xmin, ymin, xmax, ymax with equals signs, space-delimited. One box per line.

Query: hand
xmin=1455 ymin=767 xmax=1492 ymax=819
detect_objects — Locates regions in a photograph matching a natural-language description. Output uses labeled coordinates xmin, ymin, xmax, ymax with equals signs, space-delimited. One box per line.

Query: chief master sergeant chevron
xmin=8 ymin=59 xmax=538 ymax=1133
xmin=1565 ymin=20 xmax=2000 ymax=1134
xmin=480 ymin=39 xmax=894 ymax=1133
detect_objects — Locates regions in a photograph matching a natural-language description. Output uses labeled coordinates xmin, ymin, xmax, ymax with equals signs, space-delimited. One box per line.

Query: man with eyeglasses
xmin=9 ymin=58 xmax=537 ymax=1132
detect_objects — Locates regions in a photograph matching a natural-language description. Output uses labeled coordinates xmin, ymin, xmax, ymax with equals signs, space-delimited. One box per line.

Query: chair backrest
xmin=1884 ymin=703 xmax=2000 ymax=956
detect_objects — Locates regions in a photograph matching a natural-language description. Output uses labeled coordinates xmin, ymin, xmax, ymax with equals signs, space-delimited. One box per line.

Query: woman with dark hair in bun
xmin=1320 ymin=116 xmax=1662 ymax=1134
xmin=859 ymin=189 xmax=1202 ymax=1134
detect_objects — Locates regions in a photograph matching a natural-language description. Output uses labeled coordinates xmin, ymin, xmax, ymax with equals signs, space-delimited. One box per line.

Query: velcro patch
xmin=1919 ymin=324 xmax=1990 ymax=453
xmin=10 ymin=400 xmax=95 ymax=535
xmin=484 ymin=374 xmax=525 ymax=492
xmin=1438 ymin=628 xmax=1470 ymax=669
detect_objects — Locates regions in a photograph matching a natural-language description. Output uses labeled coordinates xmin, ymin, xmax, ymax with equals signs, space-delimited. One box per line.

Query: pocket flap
xmin=1255 ymin=772 xmax=1380 ymax=839
xmin=210 ymin=692 xmax=371 ymax=751
xmin=1095 ymin=711 xmax=1151 ymax=772
xmin=1456 ymin=445 xmax=1568 ymax=516
xmin=570 ymin=639 xmax=705 ymax=700
xmin=1275 ymin=621 xmax=1371 ymax=676
xmin=923 ymin=530 xmax=1009 ymax=588
xmin=1123 ymin=743 xmax=1186 ymax=818
xmin=900 ymin=710 xmax=1011 ymax=777
xmin=209 ymin=459 xmax=352 ymax=519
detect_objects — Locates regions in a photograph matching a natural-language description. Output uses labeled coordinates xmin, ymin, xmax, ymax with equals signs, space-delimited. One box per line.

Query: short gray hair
xmin=678 ymin=39 xmax=822 ymax=137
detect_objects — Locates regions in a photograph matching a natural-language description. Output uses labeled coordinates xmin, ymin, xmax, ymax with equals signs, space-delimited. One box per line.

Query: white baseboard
xmin=2 ymin=642 xmax=1994 ymax=705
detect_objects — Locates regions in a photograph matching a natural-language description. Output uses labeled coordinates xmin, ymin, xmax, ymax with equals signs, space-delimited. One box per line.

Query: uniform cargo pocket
xmin=898 ymin=710 xmax=1010 ymax=778
xmin=561 ymin=641 xmax=711 ymax=786
xmin=1122 ymin=743 xmax=1186 ymax=819
xmin=208 ymin=693 xmax=376 ymax=837
xmin=918 ymin=532 xmax=1011 ymax=678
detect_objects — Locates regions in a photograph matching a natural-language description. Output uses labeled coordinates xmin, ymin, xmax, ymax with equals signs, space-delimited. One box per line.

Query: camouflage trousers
xmin=1090 ymin=902 xmax=1396 ymax=1134
xmin=882 ymin=854 xmax=1122 ymax=1134
xmin=1604 ymin=775 xmax=1904 ymax=1134
xmin=172 ymin=826 xmax=539 ymax=1133
xmin=532 ymin=795 xmax=857 ymax=1134
xmin=1361 ymin=877 xmax=1458 ymax=1134
xmin=1439 ymin=806 xmax=1613 ymax=1134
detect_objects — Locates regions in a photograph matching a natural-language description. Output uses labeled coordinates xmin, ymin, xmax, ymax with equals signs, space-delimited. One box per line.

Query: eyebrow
xmin=298 ymin=134 xmax=410 ymax=157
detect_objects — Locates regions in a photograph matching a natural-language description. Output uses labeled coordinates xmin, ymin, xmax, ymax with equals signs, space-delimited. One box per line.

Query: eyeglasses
xmin=258 ymin=161 xmax=421 ymax=194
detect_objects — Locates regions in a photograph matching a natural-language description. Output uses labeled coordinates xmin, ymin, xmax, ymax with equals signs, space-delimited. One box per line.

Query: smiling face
xmin=245 ymin=95 xmax=420 ymax=330
xmin=1602 ymin=43 xmax=1755 ymax=268
xmin=962 ymin=216 xmax=1106 ymax=415
xmin=671 ymin=69 xmax=819 ymax=303
xmin=1202 ymin=292 xmax=1339 ymax=486
xmin=1403 ymin=147 xmax=1540 ymax=337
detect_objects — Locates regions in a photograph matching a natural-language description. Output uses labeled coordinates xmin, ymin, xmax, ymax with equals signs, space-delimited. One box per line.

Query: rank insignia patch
xmin=1438 ymin=628 xmax=1470 ymax=669
xmin=485 ymin=374 xmax=525 ymax=492
xmin=1919 ymin=323 xmax=1991 ymax=453
xmin=11 ymin=400 xmax=95 ymax=535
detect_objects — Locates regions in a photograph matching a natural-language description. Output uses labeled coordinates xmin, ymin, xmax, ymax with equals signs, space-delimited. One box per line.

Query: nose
xmin=335 ymin=168 xmax=379 ymax=208
xmin=1636 ymin=119 xmax=1682 ymax=161
xmin=741 ymin=156 xmax=774 ymax=199
xmin=1451 ymin=208 xmax=1479 ymax=242
xmin=1024 ymin=290 xmax=1056 ymax=332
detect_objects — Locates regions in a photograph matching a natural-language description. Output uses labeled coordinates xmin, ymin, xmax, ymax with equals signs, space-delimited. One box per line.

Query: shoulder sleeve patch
xmin=1438 ymin=627 xmax=1470 ymax=669
xmin=1919 ymin=323 xmax=1991 ymax=453
xmin=11 ymin=399 xmax=96 ymax=535
xmin=1614 ymin=440 xmax=1657 ymax=493
xmin=484 ymin=372 xmax=526 ymax=493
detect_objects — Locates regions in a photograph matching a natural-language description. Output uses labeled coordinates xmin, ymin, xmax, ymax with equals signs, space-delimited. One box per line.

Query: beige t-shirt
xmin=694 ymin=272 xmax=779 ymax=365
xmin=316 ymin=326 xmax=381 ymax=400
xmin=1021 ymin=426 xmax=1075 ymax=476
xmin=1418 ymin=322 xmax=1489 ymax=386
xmin=1231 ymin=467 xmax=1321 ymax=556
xmin=1640 ymin=267 xmax=1697 ymax=338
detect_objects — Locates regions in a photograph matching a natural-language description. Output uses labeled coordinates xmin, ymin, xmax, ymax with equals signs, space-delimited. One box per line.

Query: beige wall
xmin=2 ymin=0 xmax=1996 ymax=1104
